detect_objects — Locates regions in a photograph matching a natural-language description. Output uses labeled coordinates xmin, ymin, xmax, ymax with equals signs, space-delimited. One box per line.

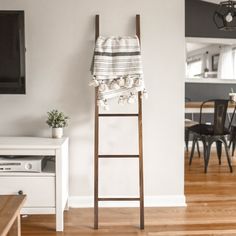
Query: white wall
xmin=0 ymin=0 xmax=185 ymax=207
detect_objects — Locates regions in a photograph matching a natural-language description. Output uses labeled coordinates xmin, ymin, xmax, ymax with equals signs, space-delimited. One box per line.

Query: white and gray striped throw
xmin=90 ymin=36 xmax=147 ymax=109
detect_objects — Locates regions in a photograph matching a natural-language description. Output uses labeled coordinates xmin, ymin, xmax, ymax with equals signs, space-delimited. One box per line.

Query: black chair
xmin=189 ymin=99 xmax=236 ymax=173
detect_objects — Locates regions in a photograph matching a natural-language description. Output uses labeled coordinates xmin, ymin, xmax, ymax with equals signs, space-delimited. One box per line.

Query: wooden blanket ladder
xmin=94 ymin=14 xmax=144 ymax=230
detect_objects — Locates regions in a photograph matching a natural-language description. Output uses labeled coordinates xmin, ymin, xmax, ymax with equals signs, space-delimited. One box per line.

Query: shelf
xmin=0 ymin=160 xmax=55 ymax=177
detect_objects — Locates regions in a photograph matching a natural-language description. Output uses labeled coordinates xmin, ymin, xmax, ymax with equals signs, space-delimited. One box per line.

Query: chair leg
xmin=229 ymin=132 xmax=236 ymax=156
xmin=204 ymin=139 xmax=214 ymax=173
xmin=189 ymin=136 xmax=196 ymax=166
xmin=185 ymin=129 xmax=189 ymax=152
xmin=204 ymin=143 xmax=210 ymax=173
xmin=196 ymin=141 xmax=200 ymax=157
xmin=232 ymin=140 xmax=236 ymax=157
xmin=222 ymin=137 xmax=233 ymax=173
xmin=202 ymin=140 xmax=206 ymax=159
xmin=216 ymin=141 xmax=222 ymax=165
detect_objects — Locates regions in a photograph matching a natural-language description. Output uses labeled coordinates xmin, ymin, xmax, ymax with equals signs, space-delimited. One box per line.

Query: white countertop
xmin=0 ymin=137 xmax=68 ymax=149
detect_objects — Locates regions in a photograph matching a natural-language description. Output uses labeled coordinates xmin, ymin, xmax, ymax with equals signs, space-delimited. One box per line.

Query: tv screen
xmin=0 ymin=11 xmax=25 ymax=94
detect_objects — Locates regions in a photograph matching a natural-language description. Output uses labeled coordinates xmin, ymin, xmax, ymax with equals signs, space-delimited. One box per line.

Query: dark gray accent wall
xmin=185 ymin=0 xmax=236 ymax=103
xmin=185 ymin=0 xmax=236 ymax=39
xmin=185 ymin=82 xmax=236 ymax=101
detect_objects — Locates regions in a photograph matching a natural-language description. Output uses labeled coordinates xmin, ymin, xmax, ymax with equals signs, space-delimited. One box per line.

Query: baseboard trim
xmin=68 ymin=195 xmax=186 ymax=208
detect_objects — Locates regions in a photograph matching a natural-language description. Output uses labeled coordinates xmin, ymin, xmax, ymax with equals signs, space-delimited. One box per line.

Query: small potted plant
xmin=46 ymin=109 xmax=69 ymax=138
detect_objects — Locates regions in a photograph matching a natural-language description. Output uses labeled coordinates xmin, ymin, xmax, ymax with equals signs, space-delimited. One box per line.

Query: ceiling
xmin=186 ymin=42 xmax=211 ymax=52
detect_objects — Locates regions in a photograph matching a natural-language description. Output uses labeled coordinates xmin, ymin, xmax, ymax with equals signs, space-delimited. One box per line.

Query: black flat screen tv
xmin=0 ymin=11 xmax=25 ymax=94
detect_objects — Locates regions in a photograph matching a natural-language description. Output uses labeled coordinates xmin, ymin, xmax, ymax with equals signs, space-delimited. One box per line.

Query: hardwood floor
xmin=22 ymin=149 xmax=236 ymax=235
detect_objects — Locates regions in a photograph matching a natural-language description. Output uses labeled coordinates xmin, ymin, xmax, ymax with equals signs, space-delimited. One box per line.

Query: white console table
xmin=0 ymin=137 xmax=69 ymax=231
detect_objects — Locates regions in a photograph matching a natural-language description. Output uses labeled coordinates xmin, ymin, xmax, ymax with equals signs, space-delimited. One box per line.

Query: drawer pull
xmin=18 ymin=190 xmax=23 ymax=195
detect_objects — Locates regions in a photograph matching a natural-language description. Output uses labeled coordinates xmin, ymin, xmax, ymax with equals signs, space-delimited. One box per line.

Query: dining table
xmin=185 ymin=101 xmax=236 ymax=114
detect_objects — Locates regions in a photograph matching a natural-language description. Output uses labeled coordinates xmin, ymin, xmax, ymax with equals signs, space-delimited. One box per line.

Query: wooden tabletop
xmin=185 ymin=101 xmax=236 ymax=109
xmin=0 ymin=195 xmax=26 ymax=236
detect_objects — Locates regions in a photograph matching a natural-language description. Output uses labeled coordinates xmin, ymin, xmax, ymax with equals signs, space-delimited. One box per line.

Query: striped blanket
xmin=90 ymin=36 xmax=147 ymax=109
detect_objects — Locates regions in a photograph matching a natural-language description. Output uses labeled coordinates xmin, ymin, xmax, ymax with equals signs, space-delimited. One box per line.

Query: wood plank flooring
xmin=21 ymin=149 xmax=236 ymax=235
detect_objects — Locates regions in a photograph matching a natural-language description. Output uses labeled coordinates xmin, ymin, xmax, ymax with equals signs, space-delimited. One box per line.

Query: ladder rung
xmin=98 ymin=155 xmax=139 ymax=158
xmin=98 ymin=197 xmax=140 ymax=201
xmin=99 ymin=113 xmax=138 ymax=117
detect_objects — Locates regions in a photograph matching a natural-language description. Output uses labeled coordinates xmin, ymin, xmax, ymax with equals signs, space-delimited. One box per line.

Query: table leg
xmin=56 ymin=208 xmax=64 ymax=231
xmin=56 ymin=148 xmax=65 ymax=231
xmin=8 ymin=215 xmax=20 ymax=236
xmin=55 ymin=140 xmax=69 ymax=231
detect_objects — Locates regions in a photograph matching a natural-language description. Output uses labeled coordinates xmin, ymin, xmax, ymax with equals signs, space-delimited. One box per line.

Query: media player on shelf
xmin=0 ymin=156 xmax=47 ymax=172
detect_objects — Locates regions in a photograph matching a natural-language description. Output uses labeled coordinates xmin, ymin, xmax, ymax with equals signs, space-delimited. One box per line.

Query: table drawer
xmin=0 ymin=176 xmax=55 ymax=207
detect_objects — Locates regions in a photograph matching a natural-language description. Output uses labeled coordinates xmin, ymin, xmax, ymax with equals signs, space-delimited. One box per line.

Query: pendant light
xmin=213 ymin=0 xmax=236 ymax=31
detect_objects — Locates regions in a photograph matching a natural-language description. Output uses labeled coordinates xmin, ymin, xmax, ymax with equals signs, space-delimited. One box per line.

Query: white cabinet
xmin=0 ymin=137 xmax=69 ymax=232
xmin=0 ymin=176 xmax=55 ymax=207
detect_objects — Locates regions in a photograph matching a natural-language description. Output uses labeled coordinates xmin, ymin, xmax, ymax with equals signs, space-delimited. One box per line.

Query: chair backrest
xmin=199 ymin=99 xmax=236 ymax=135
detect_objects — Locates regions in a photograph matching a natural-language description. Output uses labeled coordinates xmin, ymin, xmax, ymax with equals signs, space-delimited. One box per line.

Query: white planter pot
xmin=52 ymin=128 xmax=63 ymax=138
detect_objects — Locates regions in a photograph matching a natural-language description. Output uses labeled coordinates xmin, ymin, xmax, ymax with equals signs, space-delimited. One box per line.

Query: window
xmin=218 ymin=46 xmax=236 ymax=80
xmin=186 ymin=58 xmax=203 ymax=78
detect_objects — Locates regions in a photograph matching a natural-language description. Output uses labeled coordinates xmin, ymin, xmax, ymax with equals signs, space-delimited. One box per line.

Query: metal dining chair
xmin=188 ymin=99 xmax=236 ymax=173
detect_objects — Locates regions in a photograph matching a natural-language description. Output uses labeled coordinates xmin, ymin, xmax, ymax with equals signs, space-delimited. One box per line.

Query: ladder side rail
xmin=136 ymin=14 xmax=145 ymax=230
xmin=94 ymin=14 xmax=100 ymax=230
